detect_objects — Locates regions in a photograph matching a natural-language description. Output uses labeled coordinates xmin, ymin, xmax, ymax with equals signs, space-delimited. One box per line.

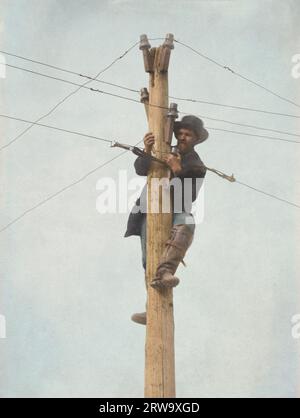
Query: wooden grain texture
xmin=144 ymin=45 xmax=175 ymax=398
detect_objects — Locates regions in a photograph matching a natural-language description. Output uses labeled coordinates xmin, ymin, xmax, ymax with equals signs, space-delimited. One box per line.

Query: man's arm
xmin=177 ymin=152 xmax=206 ymax=178
xmin=163 ymin=152 xmax=206 ymax=178
xmin=134 ymin=154 xmax=152 ymax=176
xmin=134 ymin=132 xmax=155 ymax=176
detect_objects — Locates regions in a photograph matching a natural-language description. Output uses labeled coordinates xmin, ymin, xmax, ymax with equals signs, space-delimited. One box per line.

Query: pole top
xmin=163 ymin=33 xmax=174 ymax=49
xmin=139 ymin=34 xmax=151 ymax=50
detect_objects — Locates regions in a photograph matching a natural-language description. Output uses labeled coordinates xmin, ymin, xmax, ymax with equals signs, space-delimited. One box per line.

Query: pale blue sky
xmin=0 ymin=0 xmax=299 ymax=397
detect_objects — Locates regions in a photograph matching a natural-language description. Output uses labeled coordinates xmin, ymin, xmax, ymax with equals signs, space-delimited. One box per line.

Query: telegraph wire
xmin=0 ymin=40 xmax=140 ymax=151
xmin=0 ymin=39 xmax=299 ymax=233
xmin=0 ymin=114 xmax=113 ymax=144
xmin=1 ymin=62 xmax=300 ymax=146
xmin=169 ymin=96 xmax=300 ymax=119
xmin=0 ymin=144 xmax=299 ymax=234
xmin=1 ymin=49 xmax=300 ymax=119
xmin=174 ymin=39 xmax=300 ymax=109
xmin=235 ymin=180 xmax=300 ymax=209
xmin=0 ymin=139 xmax=143 ymax=233
xmin=204 ymin=126 xmax=300 ymax=144
xmin=1 ymin=111 xmax=300 ymax=148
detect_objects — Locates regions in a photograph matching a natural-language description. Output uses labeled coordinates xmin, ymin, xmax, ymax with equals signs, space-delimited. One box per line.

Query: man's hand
xmin=162 ymin=153 xmax=182 ymax=175
xmin=143 ymin=132 xmax=155 ymax=154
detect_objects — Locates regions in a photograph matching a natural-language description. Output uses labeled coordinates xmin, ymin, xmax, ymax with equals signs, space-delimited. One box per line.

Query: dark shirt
xmin=124 ymin=149 xmax=206 ymax=237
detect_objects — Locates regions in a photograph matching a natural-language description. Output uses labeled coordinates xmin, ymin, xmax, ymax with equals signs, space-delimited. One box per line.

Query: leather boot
xmin=150 ymin=224 xmax=194 ymax=289
xmin=131 ymin=311 xmax=146 ymax=325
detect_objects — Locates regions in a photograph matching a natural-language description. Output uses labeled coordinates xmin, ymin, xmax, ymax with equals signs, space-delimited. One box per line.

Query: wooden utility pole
xmin=140 ymin=34 xmax=177 ymax=398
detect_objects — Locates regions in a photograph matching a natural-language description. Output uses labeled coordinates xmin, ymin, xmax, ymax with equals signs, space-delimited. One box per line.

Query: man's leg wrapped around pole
xmin=150 ymin=213 xmax=195 ymax=289
xmin=131 ymin=215 xmax=147 ymax=325
xmin=131 ymin=213 xmax=195 ymax=323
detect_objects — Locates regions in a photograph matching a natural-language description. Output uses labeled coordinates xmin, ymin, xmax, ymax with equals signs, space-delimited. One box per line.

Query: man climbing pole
xmin=124 ymin=115 xmax=209 ymax=325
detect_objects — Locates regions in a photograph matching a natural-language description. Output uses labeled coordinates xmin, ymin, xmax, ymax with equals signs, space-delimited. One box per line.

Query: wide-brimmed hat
xmin=174 ymin=115 xmax=209 ymax=144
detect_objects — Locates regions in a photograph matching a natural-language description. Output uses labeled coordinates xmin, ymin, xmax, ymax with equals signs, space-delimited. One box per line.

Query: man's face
xmin=176 ymin=128 xmax=197 ymax=154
